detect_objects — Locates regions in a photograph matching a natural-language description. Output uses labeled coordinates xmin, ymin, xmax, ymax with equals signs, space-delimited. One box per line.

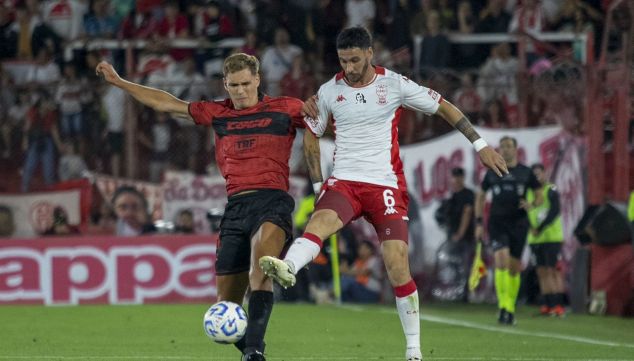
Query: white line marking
xmin=0 ymin=357 xmax=632 ymax=361
xmin=419 ymin=313 xmax=634 ymax=349
xmin=338 ymin=305 xmax=634 ymax=350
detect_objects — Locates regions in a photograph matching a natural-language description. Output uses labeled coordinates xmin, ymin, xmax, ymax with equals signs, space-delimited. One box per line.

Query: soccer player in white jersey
xmin=260 ymin=27 xmax=508 ymax=361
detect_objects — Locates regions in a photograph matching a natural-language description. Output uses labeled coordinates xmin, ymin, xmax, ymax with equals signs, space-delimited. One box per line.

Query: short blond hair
xmin=223 ymin=53 xmax=259 ymax=76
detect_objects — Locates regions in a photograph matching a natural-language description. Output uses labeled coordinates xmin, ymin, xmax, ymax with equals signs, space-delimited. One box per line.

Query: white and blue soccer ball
xmin=203 ymin=301 xmax=248 ymax=344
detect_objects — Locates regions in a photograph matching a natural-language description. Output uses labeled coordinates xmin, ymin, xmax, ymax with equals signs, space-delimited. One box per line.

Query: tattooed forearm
xmin=303 ymin=131 xmax=323 ymax=183
xmin=454 ymin=117 xmax=481 ymax=143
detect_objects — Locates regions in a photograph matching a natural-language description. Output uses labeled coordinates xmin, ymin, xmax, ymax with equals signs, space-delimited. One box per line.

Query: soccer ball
xmin=203 ymin=301 xmax=248 ymax=344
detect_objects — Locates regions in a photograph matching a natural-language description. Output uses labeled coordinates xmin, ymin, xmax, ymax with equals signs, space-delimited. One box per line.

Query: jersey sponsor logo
xmin=235 ymin=138 xmax=256 ymax=152
xmin=376 ymin=84 xmax=388 ymax=105
xmin=427 ymin=89 xmax=440 ymax=101
xmin=355 ymin=93 xmax=366 ymax=104
xmin=305 ymin=116 xmax=319 ymax=129
xmin=213 ymin=112 xmax=291 ymax=138
xmin=227 ymin=118 xmax=272 ymax=130
xmin=336 ymin=94 xmax=346 ymax=102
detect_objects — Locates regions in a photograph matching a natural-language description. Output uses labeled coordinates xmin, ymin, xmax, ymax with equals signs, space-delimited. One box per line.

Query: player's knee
xmin=305 ymin=209 xmax=342 ymax=237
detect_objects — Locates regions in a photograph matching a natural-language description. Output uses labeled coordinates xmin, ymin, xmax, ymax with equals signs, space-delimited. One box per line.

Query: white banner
xmin=162 ymin=171 xmax=309 ymax=234
xmin=0 ymin=190 xmax=81 ymax=238
xmin=319 ymin=126 xmax=586 ymax=266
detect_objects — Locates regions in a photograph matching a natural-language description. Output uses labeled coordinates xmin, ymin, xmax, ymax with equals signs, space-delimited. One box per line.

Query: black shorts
xmin=215 ymin=189 xmax=295 ymax=275
xmin=489 ymin=217 xmax=528 ymax=259
xmin=530 ymin=242 xmax=562 ymax=267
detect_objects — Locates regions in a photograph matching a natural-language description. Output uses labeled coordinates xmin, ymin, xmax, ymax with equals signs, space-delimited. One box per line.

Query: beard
xmin=345 ymin=59 xmax=370 ymax=84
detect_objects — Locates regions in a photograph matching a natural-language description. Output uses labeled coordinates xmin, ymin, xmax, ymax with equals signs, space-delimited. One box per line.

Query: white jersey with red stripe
xmin=306 ymin=66 xmax=443 ymax=188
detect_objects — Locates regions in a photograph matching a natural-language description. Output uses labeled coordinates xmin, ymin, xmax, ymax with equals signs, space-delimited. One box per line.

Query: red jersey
xmin=188 ymin=95 xmax=304 ymax=196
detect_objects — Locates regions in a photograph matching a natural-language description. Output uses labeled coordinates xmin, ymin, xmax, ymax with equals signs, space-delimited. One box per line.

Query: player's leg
xmin=260 ymin=182 xmax=358 ymax=287
xmin=504 ymin=221 xmax=528 ymax=324
xmin=366 ymin=184 xmax=421 ymax=361
xmin=544 ymin=243 xmax=565 ymax=316
xmin=491 ymin=220 xmax=511 ymax=320
xmin=241 ymin=221 xmax=287 ymax=360
xmin=532 ymin=245 xmax=551 ymax=314
xmin=381 ymin=239 xmax=422 ymax=361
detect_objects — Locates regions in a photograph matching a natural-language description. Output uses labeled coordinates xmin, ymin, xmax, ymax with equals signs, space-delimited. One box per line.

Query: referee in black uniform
xmin=474 ymin=136 xmax=542 ymax=325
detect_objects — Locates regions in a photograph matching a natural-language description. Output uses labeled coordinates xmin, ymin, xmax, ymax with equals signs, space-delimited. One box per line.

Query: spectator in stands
xmin=157 ymin=0 xmax=191 ymax=61
xmin=0 ymin=205 xmax=16 ymax=237
xmin=279 ymin=54 xmax=317 ymax=101
xmin=477 ymin=0 xmax=511 ymax=33
xmin=198 ymin=0 xmax=235 ymax=42
xmin=119 ymin=5 xmax=159 ymax=39
xmin=57 ymin=140 xmax=87 ymax=182
xmin=42 ymin=206 xmax=81 ymax=236
xmin=138 ymin=111 xmax=172 ymax=183
xmin=83 ymin=0 xmax=118 ymax=38
xmin=174 ymin=208 xmax=195 ymax=234
xmin=21 ymin=94 xmax=62 ymax=192
xmin=508 ymin=0 xmax=545 ymax=66
xmin=260 ymin=27 xmax=302 ymax=96
xmin=438 ymin=0 xmax=456 ymax=31
xmin=239 ymin=29 xmax=259 ymax=57
xmin=552 ymin=0 xmax=601 ymax=34
xmin=56 ymin=62 xmax=84 ymax=142
xmin=345 ymin=0 xmax=376 ymax=31
xmin=5 ymin=90 xmax=31 ymax=159
xmin=25 ymin=47 xmax=61 ymax=93
xmin=340 ymin=240 xmax=383 ymax=303
xmin=418 ymin=10 xmax=450 ymax=78
xmin=0 ymin=5 xmax=17 ymax=59
xmin=101 ymin=83 xmax=125 ymax=177
xmin=0 ymin=67 xmax=15 ymax=158
xmin=477 ymin=42 xmax=518 ymax=105
xmin=372 ymin=36 xmax=394 ymax=69
xmin=42 ymin=0 xmax=87 ymax=41
xmin=479 ymin=99 xmax=508 ymax=128
xmin=452 ymin=73 xmax=482 ymax=128
xmin=112 ymin=185 xmax=156 ymax=236
xmin=384 ymin=0 xmax=411 ymax=54
xmin=454 ymin=1 xmax=482 ymax=68
xmin=9 ymin=4 xmax=40 ymax=60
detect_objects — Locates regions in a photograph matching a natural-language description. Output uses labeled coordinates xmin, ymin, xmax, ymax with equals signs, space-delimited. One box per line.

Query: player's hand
xmin=478 ymin=146 xmax=508 ymax=177
xmin=301 ymin=95 xmax=319 ymax=119
xmin=96 ymin=61 xmax=123 ymax=86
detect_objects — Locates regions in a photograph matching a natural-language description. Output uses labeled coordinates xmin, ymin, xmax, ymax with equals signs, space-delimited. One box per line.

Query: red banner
xmin=0 ymin=235 xmax=217 ymax=305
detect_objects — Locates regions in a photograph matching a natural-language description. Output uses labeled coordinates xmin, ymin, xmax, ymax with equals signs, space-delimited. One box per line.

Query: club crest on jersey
xmin=355 ymin=93 xmax=366 ymax=104
xmin=336 ymin=94 xmax=346 ymax=102
xmin=376 ymin=84 xmax=388 ymax=105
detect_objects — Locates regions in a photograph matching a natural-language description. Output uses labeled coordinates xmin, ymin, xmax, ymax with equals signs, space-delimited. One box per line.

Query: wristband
xmin=473 ymin=138 xmax=488 ymax=152
xmin=313 ymin=182 xmax=323 ymax=195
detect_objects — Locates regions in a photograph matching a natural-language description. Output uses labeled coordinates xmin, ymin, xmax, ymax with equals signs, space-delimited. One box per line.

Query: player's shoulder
xmin=261 ymin=95 xmax=303 ymax=113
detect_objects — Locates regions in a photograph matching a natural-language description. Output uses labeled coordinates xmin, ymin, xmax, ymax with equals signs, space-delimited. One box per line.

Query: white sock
xmin=283 ymin=237 xmax=321 ymax=274
xmin=396 ymin=290 xmax=420 ymax=350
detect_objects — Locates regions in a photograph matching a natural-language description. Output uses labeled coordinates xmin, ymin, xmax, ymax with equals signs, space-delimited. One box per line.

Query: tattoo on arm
xmin=454 ymin=117 xmax=481 ymax=143
xmin=304 ymin=134 xmax=323 ymax=183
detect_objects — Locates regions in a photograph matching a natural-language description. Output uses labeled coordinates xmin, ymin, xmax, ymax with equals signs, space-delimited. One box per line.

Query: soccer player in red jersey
xmin=260 ymin=27 xmax=508 ymax=361
xmin=97 ymin=53 xmax=306 ymax=361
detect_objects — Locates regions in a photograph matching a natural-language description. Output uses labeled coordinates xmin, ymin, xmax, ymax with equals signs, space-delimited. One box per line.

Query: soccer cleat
xmin=497 ymin=309 xmax=507 ymax=324
xmin=502 ymin=311 xmax=516 ymax=326
xmin=406 ymin=347 xmax=422 ymax=361
xmin=550 ymin=305 xmax=566 ymax=318
xmin=241 ymin=350 xmax=265 ymax=361
xmin=259 ymin=256 xmax=296 ymax=288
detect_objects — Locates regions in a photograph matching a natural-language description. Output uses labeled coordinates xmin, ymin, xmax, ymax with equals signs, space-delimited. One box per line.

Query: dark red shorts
xmin=315 ymin=177 xmax=409 ymax=242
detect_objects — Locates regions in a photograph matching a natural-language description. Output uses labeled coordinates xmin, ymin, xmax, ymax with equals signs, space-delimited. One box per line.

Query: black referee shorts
xmin=215 ymin=189 xmax=295 ymax=275
xmin=530 ymin=242 xmax=562 ymax=267
xmin=488 ymin=216 xmax=529 ymax=259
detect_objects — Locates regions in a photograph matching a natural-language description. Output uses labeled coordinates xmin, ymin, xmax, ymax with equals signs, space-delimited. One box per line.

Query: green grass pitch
xmin=0 ymin=303 xmax=633 ymax=360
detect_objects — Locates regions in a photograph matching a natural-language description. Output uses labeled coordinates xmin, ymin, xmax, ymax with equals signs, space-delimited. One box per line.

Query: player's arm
xmin=303 ymin=130 xmax=323 ymax=195
xmin=435 ymin=100 xmax=507 ymax=177
xmin=96 ymin=61 xmax=191 ymax=120
xmin=474 ymin=188 xmax=486 ymax=241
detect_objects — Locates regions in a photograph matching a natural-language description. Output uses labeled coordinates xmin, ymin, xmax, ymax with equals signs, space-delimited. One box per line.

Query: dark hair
xmin=451 ymin=167 xmax=465 ymax=177
xmin=531 ymin=163 xmax=545 ymax=171
xmin=336 ymin=26 xmax=372 ymax=50
xmin=111 ymin=186 xmax=148 ymax=210
xmin=500 ymin=136 xmax=517 ymax=148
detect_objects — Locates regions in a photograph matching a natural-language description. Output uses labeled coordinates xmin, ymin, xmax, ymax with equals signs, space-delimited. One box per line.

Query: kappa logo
xmin=227 ymin=118 xmax=272 ymax=130
xmin=336 ymin=94 xmax=346 ymax=102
